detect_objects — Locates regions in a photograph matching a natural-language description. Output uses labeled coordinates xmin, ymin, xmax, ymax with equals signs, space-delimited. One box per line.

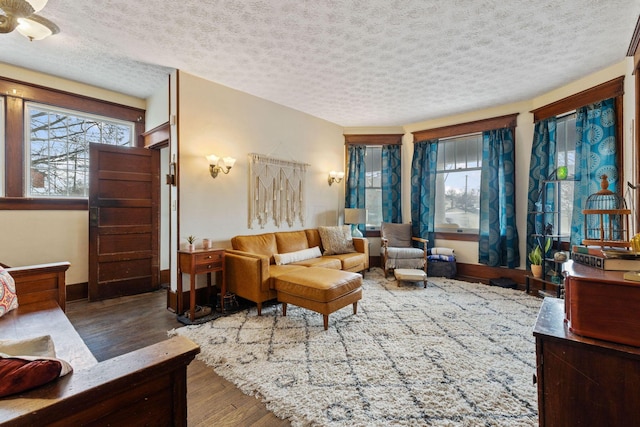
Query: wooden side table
xmin=177 ymin=248 xmax=225 ymax=322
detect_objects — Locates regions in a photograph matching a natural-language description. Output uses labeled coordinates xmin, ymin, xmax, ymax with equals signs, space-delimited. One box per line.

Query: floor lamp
xmin=344 ymin=208 xmax=367 ymax=237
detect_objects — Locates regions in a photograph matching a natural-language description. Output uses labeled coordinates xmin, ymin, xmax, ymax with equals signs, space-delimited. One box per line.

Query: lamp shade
xmin=344 ymin=208 xmax=367 ymax=225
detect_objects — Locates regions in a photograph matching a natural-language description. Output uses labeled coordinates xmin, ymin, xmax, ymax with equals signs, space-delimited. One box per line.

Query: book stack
xmin=571 ymin=245 xmax=640 ymax=271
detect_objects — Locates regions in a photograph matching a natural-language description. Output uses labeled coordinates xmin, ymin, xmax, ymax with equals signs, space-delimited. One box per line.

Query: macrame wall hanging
xmin=248 ymin=153 xmax=308 ymax=229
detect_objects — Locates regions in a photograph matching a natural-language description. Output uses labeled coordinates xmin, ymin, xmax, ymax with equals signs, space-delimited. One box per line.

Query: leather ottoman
xmin=274 ymin=267 xmax=362 ymax=330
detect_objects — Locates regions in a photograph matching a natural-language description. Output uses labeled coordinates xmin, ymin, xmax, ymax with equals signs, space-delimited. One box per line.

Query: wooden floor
xmin=66 ymin=289 xmax=290 ymax=427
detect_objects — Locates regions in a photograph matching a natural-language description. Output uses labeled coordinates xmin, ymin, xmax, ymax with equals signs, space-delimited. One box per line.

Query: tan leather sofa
xmin=225 ymin=229 xmax=369 ymax=315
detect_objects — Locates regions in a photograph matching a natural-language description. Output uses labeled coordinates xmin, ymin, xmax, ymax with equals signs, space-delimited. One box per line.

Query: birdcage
xmin=582 ymin=175 xmax=631 ymax=248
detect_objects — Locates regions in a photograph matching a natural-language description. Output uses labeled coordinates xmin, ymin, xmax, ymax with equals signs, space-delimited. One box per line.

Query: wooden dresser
xmin=533 ymin=297 xmax=640 ymax=426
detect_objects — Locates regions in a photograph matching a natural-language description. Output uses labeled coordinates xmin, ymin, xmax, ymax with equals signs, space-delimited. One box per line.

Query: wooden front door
xmin=89 ymin=144 xmax=160 ymax=301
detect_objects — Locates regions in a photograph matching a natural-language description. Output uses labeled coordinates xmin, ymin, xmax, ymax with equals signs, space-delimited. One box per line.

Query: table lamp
xmin=344 ymin=208 xmax=367 ymax=237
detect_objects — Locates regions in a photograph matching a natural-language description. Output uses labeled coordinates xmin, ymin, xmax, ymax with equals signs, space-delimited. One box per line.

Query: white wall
xmin=145 ymin=79 xmax=170 ymax=131
xmin=172 ymin=72 xmax=344 ymax=289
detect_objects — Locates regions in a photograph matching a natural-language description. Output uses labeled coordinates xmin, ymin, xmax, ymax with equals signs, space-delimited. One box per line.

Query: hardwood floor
xmin=66 ymin=289 xmax=290 ymax=426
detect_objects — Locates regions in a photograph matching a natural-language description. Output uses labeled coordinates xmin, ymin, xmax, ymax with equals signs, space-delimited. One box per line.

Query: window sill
xmin=0 ymin=198 xmax=88 ymax=210
xmin=434 ymin=232 xmax=478 ymax=242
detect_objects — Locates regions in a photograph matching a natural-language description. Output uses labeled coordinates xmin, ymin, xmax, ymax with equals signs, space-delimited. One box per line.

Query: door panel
xmin=89 ymin=143 xmax=159 ymax=301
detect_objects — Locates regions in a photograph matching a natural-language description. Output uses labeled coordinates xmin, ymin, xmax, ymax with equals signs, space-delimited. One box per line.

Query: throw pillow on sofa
xmin=0 ymin=267 xmax=18 ymax=317
xmin=274 ymin=246 xmax=322 ymax=265
xmin=318 ymin=226 xmax=356 ymax=255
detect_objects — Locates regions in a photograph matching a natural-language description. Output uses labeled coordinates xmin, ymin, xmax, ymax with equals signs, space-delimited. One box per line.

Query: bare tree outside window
xmin=435 ymin=134 xmax=482 ymax=233
xmin=27 ymin=103 xmax=134 ymax=198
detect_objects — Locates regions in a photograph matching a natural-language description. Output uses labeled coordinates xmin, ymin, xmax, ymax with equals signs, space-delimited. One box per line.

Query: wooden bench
xmin=0 ymin=262 xmax=200 ymax=426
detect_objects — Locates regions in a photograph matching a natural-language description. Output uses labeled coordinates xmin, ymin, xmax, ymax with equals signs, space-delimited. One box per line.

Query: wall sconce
xmin=328 ymin=170 xmax=344 ymax=186
xmin=207 ymin=154 xmax=236 ymax=178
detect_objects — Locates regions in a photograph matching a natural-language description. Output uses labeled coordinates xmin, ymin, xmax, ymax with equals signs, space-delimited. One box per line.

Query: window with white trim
xmin=435 ymin=133 xmax=482 ymax=233
xmin=26 ymin=103 xmax=135 ymax=198
xmin=364 ymin=145 xmax=382 ymax=230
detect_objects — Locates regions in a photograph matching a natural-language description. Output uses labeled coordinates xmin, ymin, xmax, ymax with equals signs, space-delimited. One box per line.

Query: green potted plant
xmin=186 ymin=235 xmax=197 ymax=251
xmin=528 ymin=238 xmax=551 ymax=278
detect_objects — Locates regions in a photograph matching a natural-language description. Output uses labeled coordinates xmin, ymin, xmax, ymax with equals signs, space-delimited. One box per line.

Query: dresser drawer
xmin=195 ymin=261 xmax=223 ymax=273
xmin=194 ymin=251 xmax=223 ymax=265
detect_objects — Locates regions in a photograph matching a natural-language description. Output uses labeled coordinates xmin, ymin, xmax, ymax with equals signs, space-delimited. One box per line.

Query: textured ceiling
xmin=1 ymin=0 xmax=639 ymax=127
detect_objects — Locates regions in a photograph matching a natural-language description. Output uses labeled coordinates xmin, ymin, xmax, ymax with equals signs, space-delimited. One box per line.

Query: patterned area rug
xmin=171 ymin=268 xmax=541 ymax=426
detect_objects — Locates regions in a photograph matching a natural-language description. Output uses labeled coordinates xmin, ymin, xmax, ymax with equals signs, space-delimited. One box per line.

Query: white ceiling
xmin=1 ymin=0 xmax=639 ymax=127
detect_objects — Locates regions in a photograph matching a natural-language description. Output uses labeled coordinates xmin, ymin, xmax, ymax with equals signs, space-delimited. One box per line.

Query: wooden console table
xmin=177 ymin=248 xmax=225 ymax=322
xmin=533 ymin=297 xmax=640 ymax=426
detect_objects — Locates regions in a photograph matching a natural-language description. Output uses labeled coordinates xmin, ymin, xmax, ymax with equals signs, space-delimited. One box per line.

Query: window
xmin=435 ymin=133 xmax=482 ymax=233
xmin=0 ymin=77 xmax=145 ymax=209
xmin=364 ymin=146 xmax=382 ymax=230
xmin=344 ymin=134 xmax=403 ymax=234
xmin=25 ymin=103 xmax=134 ymax=198
xmin=555 ymin=112 xmax=577 ymax=238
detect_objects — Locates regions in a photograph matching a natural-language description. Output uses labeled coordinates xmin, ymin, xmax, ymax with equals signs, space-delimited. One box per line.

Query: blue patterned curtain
xmin=478 ymin=128 xmax=520 ymax=268
xmin=570 ymin=98 xmax=618 ymax=246
xmin=345 ymin=145 xmax=366 ymax=233
xmin=381 ymin=145 xmax=402 ymax=223
xmin=410 ymin=140 xmax=438 ymax=247
xmin=526 ymin=118 xmax=557 ymax=264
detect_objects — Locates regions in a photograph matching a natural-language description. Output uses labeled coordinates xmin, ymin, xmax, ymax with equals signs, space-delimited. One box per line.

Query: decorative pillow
xmin=428 ymin=247 xmax=455 ymax=256
xmin=274 ymin=246 xmax=322 ymax=265
xmin=318 ymin=226 xmax=356 ymax=255
xmin=0 ymin=267 xmax=18 ymax=318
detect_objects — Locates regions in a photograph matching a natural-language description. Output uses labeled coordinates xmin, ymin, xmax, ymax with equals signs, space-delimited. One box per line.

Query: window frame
xmin=434 ymin=132 xmax=483 ymax=234
xmin=0 ymin=77 xmax=145 ymax=210
xmin=344 ymin=133 xmax=403 ymax=237
xmin=24 ymin=102 xmax=135 ymax=199
xmin=412 ymin=113 xmax=518 ymax=242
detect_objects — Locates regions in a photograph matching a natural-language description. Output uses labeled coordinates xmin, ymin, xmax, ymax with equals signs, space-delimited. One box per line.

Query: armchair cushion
xmin=0 ymin=267 xmax=18 ymax=317
xmin=318 ymin=226 xmax=356 ymax=255
xmin=382 ymin=247 xmax=425 ymax=259
xmin=380 ymin=223 xmax=412 ymax=247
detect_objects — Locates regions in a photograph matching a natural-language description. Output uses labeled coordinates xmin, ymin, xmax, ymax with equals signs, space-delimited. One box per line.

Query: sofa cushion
xmin=291 ymin=257 xmax=342 ymax=269
xmin=267 ymin=265 xmax=307 ymax=289
xmin=304 ymin=229 xmax=323 ymax=251
xmin=274 ymin=247 xmax=321 ymax=265
xmin=275 ymin=230 xmax=309 ymax=254
xmin=325 ymin=253 xmax=367 ymax=271
xmin=381 ymin=222 xmax=412 ymax=247
xmin=232 ymin=233 xmax=278 ymax=264
xmin=318 ymin=226 xmax=355 ymax=255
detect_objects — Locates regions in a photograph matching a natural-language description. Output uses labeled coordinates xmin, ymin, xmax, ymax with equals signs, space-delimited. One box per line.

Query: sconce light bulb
xmin=223 ymin=157 xmax=236 ymax=168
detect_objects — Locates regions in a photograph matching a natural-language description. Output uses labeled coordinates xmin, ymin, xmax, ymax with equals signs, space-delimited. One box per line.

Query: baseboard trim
xmin=67 ymin=282 xmax=88 ymax=301
xmin=455 ymin=262 xmax=527 ymax=290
